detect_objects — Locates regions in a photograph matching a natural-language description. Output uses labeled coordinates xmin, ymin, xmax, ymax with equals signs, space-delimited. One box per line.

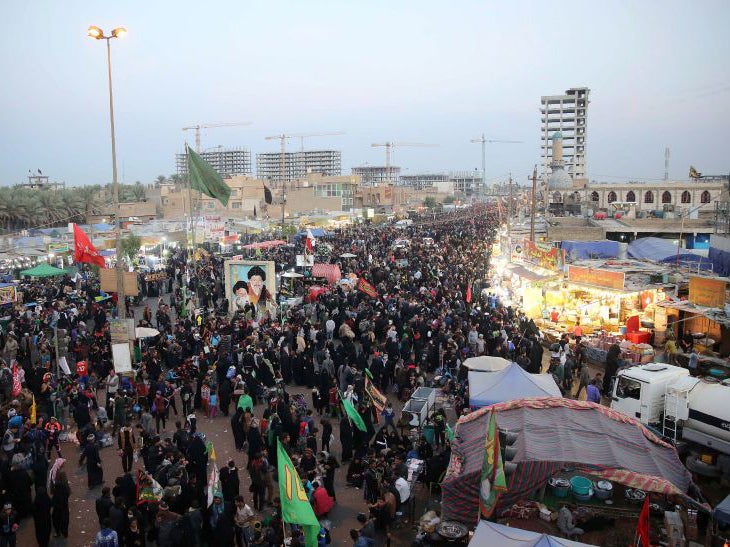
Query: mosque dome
xmin=548 ymin=166 xmax=573 ymax=190
xmin=551 ymin=131 xmax=563 ymax=140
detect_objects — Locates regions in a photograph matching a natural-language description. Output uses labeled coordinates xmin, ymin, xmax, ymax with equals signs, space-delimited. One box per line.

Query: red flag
xmin=466 ymin=282 xmax=472 ymax=304
xmin=73 ymin=224 xmax=106 ymax=268
xmin=357 ymin=278 xmax=378 ymax=298
xmin=11 ymin=361 xmax=22 ymax=397
xmin=305 ymin=229 xmax=315 ymax=254
xmin=636 ymin=496 xmax=650 ymax=546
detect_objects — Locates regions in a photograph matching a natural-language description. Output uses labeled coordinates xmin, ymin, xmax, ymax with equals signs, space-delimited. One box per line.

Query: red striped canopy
xmin=311 ymin=263 xmax=341 ymax=285
xmin=241 ymin=240 xmax=286 ymax=250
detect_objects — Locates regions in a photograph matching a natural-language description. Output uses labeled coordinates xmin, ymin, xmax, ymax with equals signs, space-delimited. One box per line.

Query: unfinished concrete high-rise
xmin=176 ymin=148 xmax=252 ymax=177
xmin=540 ymin=87 xmax=589 ymax=179
xmin=256 ymin=150 xmax=341 ymax=183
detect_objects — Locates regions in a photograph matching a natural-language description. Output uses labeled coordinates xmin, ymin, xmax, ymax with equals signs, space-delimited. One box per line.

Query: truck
xmin=610 ymin=363 xmax=730 ymax=477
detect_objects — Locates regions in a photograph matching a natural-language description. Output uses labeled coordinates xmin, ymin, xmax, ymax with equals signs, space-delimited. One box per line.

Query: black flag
xmin=264 ymin=185 xmax=273 ymax=205
xmin=253 ymin=205 xmax=257 ymax=218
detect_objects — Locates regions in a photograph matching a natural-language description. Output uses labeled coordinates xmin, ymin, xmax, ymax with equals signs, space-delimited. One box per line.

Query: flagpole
xmin=184 ymin=144 xmax=195 ymax=318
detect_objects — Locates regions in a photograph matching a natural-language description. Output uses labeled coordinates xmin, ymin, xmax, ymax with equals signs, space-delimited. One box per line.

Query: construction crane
xmin=370 ymin=142 xmax=437 ymax=184
xmin=182 ymin=122 xmax=253 ymax=153
xmin=264 ymin=132 xmax=345 ymax=189
xmin=470 ymin=134 xmax=523 ymax=194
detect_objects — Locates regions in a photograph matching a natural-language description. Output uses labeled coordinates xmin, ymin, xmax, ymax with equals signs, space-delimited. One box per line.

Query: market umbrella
xmin=19 ymin=264 xmax=67 ymax=277
xmin=340 ymin=253 xmax=357 ymax=258
xmin=135 ymin=327 xmax=160 ymax=339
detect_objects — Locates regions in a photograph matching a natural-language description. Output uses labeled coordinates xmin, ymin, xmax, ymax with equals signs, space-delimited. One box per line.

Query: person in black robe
xmin=8 ymin=465 xmax=33 ymax=520
xmin=246 ymin=425 xmax=264 ymax=461
xmin=230 ymin=408 xmax=245 ymax=451
xmin=80 ymin=435 xmax=104 ymax=489
xmin=32 ymin=485 xmax=52 ymax=547
xmin=218 ymin=378 xmax=232 ymax=417
xmin=279 ymin=347 xmax=292 ymax=384
xmin=340 ymin=415 xmax=353 ymax=462
xmin=51 ymin=471 xmax=71 ymax=538
xmin=186 ymin=434 xmax=208 ymax=485
xmin=604 ymin=343 xmax=621 ymax=395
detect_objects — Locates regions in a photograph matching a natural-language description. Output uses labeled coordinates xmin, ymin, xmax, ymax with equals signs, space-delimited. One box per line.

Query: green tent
xmin=19 ymin=264 xmax=68 ymax=277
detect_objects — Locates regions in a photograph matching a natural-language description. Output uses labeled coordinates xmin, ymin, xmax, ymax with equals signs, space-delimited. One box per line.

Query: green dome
xmin=551 ymin=131 xmax=563 ymax=140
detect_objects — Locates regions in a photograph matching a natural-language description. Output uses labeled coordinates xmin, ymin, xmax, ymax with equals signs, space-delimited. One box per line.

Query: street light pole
xmin=89 ymin=25 xmax=127 ymax=318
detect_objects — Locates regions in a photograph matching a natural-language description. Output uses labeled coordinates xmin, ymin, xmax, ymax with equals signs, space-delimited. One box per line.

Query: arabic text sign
xmin=568 ymin=265 xmax=625 ymax=290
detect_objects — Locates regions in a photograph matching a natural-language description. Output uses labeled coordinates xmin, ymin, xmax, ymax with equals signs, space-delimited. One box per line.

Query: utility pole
xmin=529 ymin=166 xmax=538 ymax=242
xmin=507 ymin=173 xmax=513 ymax=241
xmin=664 ymin=147 xmax=670 ymax=181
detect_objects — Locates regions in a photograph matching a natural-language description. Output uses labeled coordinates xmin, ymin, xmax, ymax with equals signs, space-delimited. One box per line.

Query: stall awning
xmin=507 ymin=264 xmax=558 ymax=282
xmin=657 ymin=300 xmax=730 ymax=329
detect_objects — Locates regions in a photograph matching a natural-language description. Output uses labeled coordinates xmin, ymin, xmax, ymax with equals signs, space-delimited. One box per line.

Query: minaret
xmin=547 ymin=131 xmax=573 ymax=191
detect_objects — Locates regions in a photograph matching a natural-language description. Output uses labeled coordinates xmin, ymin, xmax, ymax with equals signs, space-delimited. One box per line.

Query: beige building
xmin=88 ymin=201 xmax=158 ymax=224
xmin=153 ymin=173 xmax=360 ymax=220
xmin=551 ymin=179 xmax=728 ymax=218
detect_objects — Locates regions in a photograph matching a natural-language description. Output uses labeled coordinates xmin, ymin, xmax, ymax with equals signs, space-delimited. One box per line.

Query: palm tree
xmin=169 ymin=174 xmax=183 ymax=186
xmin=131 ymin=182 xmax=146 ymax=201
xmin=37 ymin=192 xmax=62 ymax=224
xmin=75 ymin=186 xmax=102 ymax=223
xmin=155 ymin=175 xmax=167 ymax=187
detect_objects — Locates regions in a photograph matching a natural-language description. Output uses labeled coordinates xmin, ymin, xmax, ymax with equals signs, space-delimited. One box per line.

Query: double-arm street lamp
xmin=87 ymin=25 xmax=127 ymax=318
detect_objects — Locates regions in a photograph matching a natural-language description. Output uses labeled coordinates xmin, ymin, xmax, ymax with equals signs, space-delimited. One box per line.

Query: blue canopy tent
xmin=714 ymin=493 xmax=730 ymax=526
xmin=628 ymin=237 xmax=712 ymax=269
xmin=561 ymin=240 xmax=619 ymax=260
xmin=468 ymin=363 xmax=561 ymax=408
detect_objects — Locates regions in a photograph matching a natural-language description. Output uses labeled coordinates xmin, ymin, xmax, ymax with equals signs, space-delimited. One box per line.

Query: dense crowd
xmin=0 ymin=205 xmax=592 ymax=547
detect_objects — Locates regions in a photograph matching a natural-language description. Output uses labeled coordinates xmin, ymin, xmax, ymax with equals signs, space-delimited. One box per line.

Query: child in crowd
xmin=209 ymin=389 xmax=218 ymax=418
xmin=201 ymin=382 xmax=211 ymax=418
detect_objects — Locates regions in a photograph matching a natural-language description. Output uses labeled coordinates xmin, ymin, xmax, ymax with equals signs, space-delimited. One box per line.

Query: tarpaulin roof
xmin=297 ymin=228 xmax=327 ymax=237
xmin=561 ymin=240 xmax=620 ymax=260
xmin=468 ymin=364 xmax=561 ymax=408
xmin=311 ymin=263 xmax=341 ymax=285
xmin=442 ymin=398 xmax=693 ymax=526
xmin=469 ymin=521 xmax=598 ymax=547
xmin=628 ymin=237 xmax=711 ymax=268
xmin=19 ymin=264 xmax=68 ymax=277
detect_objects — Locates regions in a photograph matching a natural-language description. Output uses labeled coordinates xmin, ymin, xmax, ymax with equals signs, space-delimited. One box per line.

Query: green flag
xmin=187 ymin=145 xmax=232 ymax=206
xmin=479 ymin=411 xmax=507 ymax=518
xmin=339 ymin=391 xmax=367 ymax=432
xmin=276 ymin=439 xmax=319 ymax=547
xmin=446 ymin=423 xmax=455 ymax=442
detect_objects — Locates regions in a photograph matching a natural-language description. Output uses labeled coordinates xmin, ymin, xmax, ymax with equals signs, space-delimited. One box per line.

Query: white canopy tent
xmin=462 ymin=355 xmax=511 ymax=373
xmin=469 ymin=521 xmax=597 ymax=547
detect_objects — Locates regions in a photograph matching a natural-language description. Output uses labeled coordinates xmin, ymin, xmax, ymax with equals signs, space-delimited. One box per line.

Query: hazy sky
xmin=2 ymin=1 xmax=729 ymax=187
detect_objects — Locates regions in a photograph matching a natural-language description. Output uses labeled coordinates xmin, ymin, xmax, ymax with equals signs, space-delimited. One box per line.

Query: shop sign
xmin=688 ymin=276 xmax=727 ymax=307
xmin=568 ymin=265 xmax=625 ymax=290
xmin=0 ymin=285 xmax=17 ymax=306
xmin=144 ymin=272 xmax=168 ymax=282
xmin=109 ymin=318 xmax=134 ymax=342
xmin=521 ymin=239 xmax=564 ymax=271
xmin=47 ymin=243 xmax=70 ymax=253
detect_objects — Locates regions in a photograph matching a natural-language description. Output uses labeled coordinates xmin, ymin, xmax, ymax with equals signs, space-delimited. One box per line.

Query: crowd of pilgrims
xmin=0 ymin=205 xmax=562 ymax=547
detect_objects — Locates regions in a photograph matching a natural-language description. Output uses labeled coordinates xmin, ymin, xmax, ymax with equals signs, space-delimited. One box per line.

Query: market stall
xmin=442 ymin=398 xmax=697 ymax=528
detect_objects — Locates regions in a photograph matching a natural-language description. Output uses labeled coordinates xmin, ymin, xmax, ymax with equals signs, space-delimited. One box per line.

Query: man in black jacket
xmin=95 ymin=486 xmax=113 ymax=526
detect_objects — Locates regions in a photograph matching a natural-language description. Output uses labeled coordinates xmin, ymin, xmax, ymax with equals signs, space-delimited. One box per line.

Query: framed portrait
xmin=224 ymin=259 xmax=277 ymax=317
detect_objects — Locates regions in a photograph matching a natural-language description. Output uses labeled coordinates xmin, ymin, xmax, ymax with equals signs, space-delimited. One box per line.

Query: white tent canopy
xmin=469 ymin=521 xmax=597 ymax=547
xmin=462 ymin=355 xmax=511 ymax=372
xmin=468 ymin=363 xmax=562 ymax=408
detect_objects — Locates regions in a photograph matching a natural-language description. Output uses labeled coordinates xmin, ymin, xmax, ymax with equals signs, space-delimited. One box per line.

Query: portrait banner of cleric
xmin=225 ymin=260 xmax=277 ymax=322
